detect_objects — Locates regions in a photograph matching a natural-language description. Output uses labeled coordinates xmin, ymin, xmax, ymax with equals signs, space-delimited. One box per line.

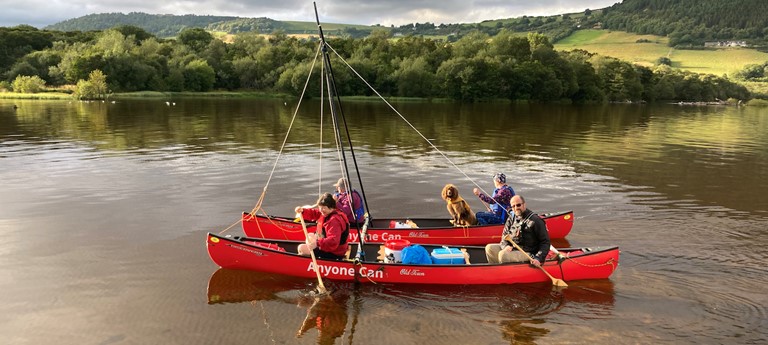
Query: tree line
xmin=0 ymin=25 xmax=752 ymax=102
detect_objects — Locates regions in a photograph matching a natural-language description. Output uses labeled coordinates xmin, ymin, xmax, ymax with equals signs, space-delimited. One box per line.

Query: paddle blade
xmin=314 ymin=284 xmax=329 ymax=295
xmin=552 ymin=278 xmax=568 ymax=287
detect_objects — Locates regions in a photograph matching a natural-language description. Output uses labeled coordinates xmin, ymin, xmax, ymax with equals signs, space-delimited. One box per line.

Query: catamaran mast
xmin=313 ymin=3 xmax=371 ymax=222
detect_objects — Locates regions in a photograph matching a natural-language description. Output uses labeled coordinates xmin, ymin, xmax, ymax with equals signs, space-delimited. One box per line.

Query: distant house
xmin=704 ymin=40 xmax=748 ymax=47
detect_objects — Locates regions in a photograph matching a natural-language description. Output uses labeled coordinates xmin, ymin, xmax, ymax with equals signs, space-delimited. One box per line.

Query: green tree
xmin=11 ymin=75 xmax=46 ymax=93
xmin=452 ymin=31 xmax=490 ymax=58
xmin=393 ymin=56 xmax=436 ymax=97
xmin=488 ymin=30 xmax=530 ymax=63
xmin=177 ymin=28 xmax=214 ymax=52
xmin=73 ymin=69 xmax=108 ymax=100
xmin=592 ymin=56 xmax=643 ymax=102
xmin=183 ymin=59 xmax=215 ymax=91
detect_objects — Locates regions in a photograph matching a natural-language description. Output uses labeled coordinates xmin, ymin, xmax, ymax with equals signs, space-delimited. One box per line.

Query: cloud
xmin=0 ymin=0 xmax=618 ymax=28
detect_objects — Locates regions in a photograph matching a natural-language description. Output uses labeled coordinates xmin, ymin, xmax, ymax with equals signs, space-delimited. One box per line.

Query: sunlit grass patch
xmin=555 ymin=29 xmax=768 ymax=76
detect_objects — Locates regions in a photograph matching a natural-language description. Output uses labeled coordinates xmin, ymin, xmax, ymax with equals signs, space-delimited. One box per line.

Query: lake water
xmin=1 ymin=98 xmax=766 ymax=344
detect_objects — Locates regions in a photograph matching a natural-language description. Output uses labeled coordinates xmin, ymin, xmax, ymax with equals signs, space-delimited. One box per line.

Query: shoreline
xmin=1 ymin=90 xmax=765 ymax=106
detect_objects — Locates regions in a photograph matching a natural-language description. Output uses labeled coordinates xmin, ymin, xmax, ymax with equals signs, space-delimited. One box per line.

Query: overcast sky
xmin=1 ymin=0 xmax=620 ymax=28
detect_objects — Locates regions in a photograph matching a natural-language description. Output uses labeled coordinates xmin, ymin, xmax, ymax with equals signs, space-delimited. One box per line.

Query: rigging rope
xmin=246 ymin=43 xmax=323 ymax=220
xmin=324 ymin=42 xmax=498 ymax=201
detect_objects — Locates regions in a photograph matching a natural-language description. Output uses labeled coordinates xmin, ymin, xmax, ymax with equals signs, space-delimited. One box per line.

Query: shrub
xmin=73 ymin=69 xmax=109 ymax=99
xmin=12 ymin=75 xmax=46 ymax=93
xmin=656 ymin=57 xmax=672 ymax=66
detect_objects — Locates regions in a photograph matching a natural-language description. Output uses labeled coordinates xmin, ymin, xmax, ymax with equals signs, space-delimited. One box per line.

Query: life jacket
xmin=337 ymin=190 xmax=365 ymax=223
xmin=491 ymin=185 xmax=515 ymax=222
xmin=350 ymin=189 xmax=365 ymax=222
xmin=319 ymin=210 xmax=350 ymax=245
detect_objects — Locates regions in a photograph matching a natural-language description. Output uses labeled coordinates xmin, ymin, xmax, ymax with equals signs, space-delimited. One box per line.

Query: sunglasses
xmin=511 ymin=203 xmax=524 ymax=208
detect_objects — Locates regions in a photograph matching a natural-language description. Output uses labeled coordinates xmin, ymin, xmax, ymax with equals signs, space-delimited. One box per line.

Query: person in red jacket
xmin=295 ymin=193 xmax=350 ymax=260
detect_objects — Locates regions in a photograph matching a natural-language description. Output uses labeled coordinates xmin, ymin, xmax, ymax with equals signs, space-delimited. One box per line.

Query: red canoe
xmin=206 ymin=233 xmax=619 ymax=285
xmin=241 ymin=210 xmax=573 ymax=245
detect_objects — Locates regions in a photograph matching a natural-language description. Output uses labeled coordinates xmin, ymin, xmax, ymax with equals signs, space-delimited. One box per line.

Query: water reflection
xmin=4 ymin=98 xmax=768 ymax=343
xmin=207 ymin=269 xmax=615 ymax=344
xmin=296 ymin=292 xmax=351 ymax=345
xmin=207 ymin=269 xmax=354 ymax=345
xmin=2 ymin=99 xmax=766 ymax=214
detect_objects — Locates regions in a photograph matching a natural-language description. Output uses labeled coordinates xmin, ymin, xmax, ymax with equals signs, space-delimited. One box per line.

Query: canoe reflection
xmin=207 ymin=268 xmax=355 ymax=345
xmin=551 ymin=238 xmax=571 ymax=249
xmin=207 ymin=268 xmax=614 ymax=344
xmin=296 ymin=291 xmax=350 ymax=344
xmin=206 ymin=268 xmax=310 ymax=304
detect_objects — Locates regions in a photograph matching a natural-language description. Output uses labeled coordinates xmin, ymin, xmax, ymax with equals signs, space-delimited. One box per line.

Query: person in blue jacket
xmin=473 ymin=172 xmax=515 ymax=225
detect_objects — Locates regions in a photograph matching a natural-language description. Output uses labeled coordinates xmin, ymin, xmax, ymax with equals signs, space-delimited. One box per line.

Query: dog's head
xmin=441 ymin=184 xmax=459 ymax=201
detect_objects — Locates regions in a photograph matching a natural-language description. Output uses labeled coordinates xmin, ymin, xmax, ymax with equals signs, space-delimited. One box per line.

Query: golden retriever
xmin=441 ymin=184 xmax=477 ymax=226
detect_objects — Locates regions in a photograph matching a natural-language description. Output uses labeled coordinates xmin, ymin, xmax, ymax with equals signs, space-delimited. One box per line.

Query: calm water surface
xmin=1 ymin=98 xmax=766 ymax=344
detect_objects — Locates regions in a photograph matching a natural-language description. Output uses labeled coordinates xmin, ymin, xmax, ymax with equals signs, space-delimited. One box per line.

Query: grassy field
xmin=554 ymin=29 xmax=768 ymax=77
xmin=0 ymin=92 xmax=72 ymax=100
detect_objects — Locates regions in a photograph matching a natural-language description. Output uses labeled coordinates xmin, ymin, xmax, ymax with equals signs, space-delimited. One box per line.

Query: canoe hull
xmin=206 ymin=233 xmax=618 ymax=285
xmin=241 ymin=210 xmax=574 ymax=245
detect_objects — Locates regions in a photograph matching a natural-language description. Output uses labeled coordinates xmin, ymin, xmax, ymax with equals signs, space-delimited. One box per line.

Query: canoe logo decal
xmin=564 ymin=214 xmax=571 ymax=220
xmin=227 ymin=243 xmax=267 ymax=256
xmin=210 ymin=237 xmax=220 ymax=243
xmin=306 ymin=263 xmax=384 ymax=279
xmin=399 ymin=269 xmax=425 ymax=276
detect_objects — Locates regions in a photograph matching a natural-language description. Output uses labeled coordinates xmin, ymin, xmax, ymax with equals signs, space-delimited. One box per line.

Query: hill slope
xmin=554 ymin=29 xmax=768 ymax=76
xmin=599 ymin=0 xmax=768 ymax=46
xmin=45 ymin=12 xmax=239 ymax=37
xmin=44 ymin=12 xmax=381 ymax=38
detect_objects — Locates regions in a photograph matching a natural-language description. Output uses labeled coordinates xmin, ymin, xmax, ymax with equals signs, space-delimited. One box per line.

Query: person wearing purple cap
xmin=473 ymin=172 xmax=515 ymax=225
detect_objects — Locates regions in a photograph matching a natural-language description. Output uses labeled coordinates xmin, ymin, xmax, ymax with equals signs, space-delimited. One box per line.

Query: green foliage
xmin=656 ymin=57 xmax=672 ymax=66
xmin=178 ymin=28 xmax=214 ymax=52
xmin=12 ymin=75 xmax=46 ymax=93
xmin=43 ymin=12 xmax=382 ymax=38
xmin=734 ymin=62 xmax=768 ymax=81
xmin=45 ymin=12 xmax=238 ymax=38
xmin=73 ymin=69 xmax=108 ymax=99
xmin=2 ymin=16 xmax=754 ymax=103
xmin=599 ymin=0 xmax=768 ymax=47
xmin=183 ymin=60 xmax=215 ymax=92
xmin=0 ymin=26 xmax=56 ymax=76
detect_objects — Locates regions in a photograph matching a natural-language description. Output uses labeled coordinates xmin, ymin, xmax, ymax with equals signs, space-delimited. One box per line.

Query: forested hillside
xmin=44 ymin=12 xmax=379 ymax=38
xmin=45 ymin=12 xmax=240 ymax=37
xmin=599 ymin=0 xmax=768 ymax=47
xmin=392 ymin=0 xmax=767 ymax=48
xmin=40 ymin=0 xmax=768 ymax=47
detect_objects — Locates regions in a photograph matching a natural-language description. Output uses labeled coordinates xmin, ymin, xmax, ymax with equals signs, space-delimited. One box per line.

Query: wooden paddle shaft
xmin=299 ymin=214 xmax=328 ymax=294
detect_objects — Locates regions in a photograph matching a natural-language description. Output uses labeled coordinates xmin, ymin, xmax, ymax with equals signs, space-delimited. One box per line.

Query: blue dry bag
xmin=400 ymin=244 xmax=432 ymax=265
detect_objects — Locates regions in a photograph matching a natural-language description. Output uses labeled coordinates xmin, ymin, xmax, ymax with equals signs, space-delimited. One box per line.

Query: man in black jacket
xmin=484 ymin=195 xmax=551 ymax=266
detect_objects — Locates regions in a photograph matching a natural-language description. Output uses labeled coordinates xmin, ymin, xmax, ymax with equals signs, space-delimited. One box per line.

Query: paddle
xmin=505 ymin=235 xmax=568 ymax=287
xmin=299 ymin=213 xmax=328 ymax=294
